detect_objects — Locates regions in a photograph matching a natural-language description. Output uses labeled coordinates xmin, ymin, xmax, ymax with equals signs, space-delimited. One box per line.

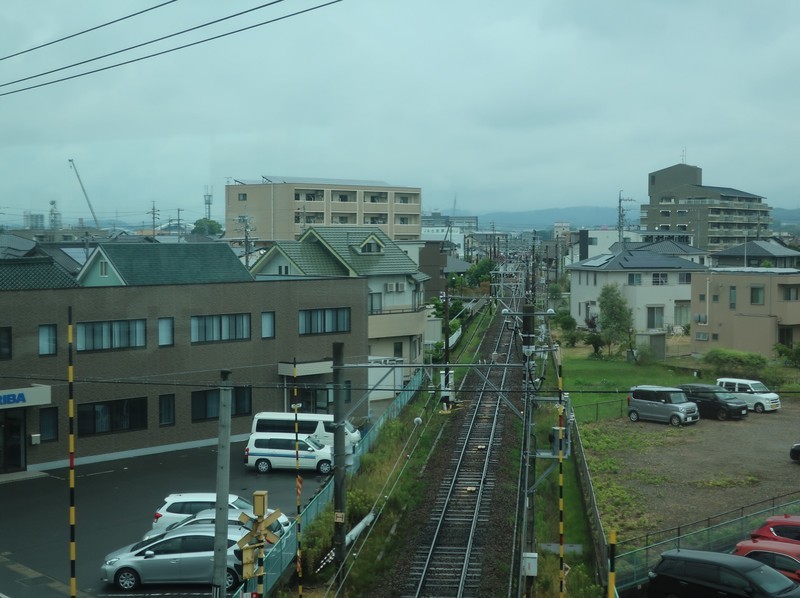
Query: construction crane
xmin=68 ymin=159 xmax=100 ymax=228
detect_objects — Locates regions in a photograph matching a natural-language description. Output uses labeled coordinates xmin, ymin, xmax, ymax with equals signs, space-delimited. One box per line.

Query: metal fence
xmin=236 ymin=367 xmax=425 ymax=596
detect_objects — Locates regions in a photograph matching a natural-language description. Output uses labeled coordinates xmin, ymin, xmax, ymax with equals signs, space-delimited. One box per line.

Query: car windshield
xmin=130 ymin=532 xmax=166 ymax=552
xmin=165 ymin=515 xmax=194 ymax=531
xmin=751 ymin=382 xmax=770 ymax=392
xmin=305 ymin=436 xmax=325 ymax=450
xmin=344 ymin=421 xmax=357 ymax=433
xmin=667 ymin=392 xmax=688 ymax=404
xmin=745 ymin=562 xmax=795 ymax=593
xmin=231 ymin=497 xmax=254 ymax=511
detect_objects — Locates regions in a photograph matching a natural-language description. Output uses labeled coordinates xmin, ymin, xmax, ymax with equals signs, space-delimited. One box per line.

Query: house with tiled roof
xmin=77 ymin=242 xmax=253 ymax=286
xmin=710 ymin=240 xmax=800 ymax=269
xmin=566 ymin=249 xmax=707 ymax=332
xmin=609 ymin=239 xmax=709 ymax=265
xmin=252 ymin=226 xmax=428 ymax=367
xmin=0 ymin=257 xmax=80 ymax=290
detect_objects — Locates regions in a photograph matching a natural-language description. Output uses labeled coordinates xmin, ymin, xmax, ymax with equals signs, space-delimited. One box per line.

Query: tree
xmin=465 ymin=258 xmax=494 ymax=287
xmin=192 ymin=218 xmax=223 ymax=236
xmin=597 ymin=283 xmax=633 ymax=356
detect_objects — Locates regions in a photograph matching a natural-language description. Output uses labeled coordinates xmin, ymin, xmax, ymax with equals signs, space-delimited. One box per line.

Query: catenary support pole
xmin=211 ymin=370 xmax=232 ymax=598
xmin=333 ymin=342 xmax=347 ymax=588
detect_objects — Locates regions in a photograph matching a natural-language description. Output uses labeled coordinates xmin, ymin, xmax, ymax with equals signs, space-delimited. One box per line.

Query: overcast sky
xmin=1 ymin=0 xmax=799 ymax=230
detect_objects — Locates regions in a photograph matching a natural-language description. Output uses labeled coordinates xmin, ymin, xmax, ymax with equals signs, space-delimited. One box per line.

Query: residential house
xmin=566 ymin=250 xmax=707 ymax=332
xmin=689 ymin=268 xmax=800 ymax=356
xmin=710 ymin=240 xmax=800 ymax=269
xmin=250 ymin=226 xmax=428 ymax=369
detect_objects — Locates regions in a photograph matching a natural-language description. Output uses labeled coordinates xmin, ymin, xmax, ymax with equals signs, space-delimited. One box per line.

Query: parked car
xmin=791 ymin=443 xmax=800 ymax=462
xmin=142 ymin=507 xmax=287 ymax=541
xmin=733 ymin=538 xmax=800 ymax=582
xmin=101 ymin=525 xmax=245 ymax=591
xmin=647 ymin=548 xmax=800 ymax=597
xmin=244 ymin=433 xmax=333 ymax=474
xmin=678 ymin=383 xmax=749 ymax=421
xmin=716 ymin=377 xmax=781 ymax=413
xmin=627 ymin=385 xmax=700 ymax=427
xmin=152 ymin=493 xmax=255 ymax=530
xmin=751 ymin=515 xmax=800 ymax=544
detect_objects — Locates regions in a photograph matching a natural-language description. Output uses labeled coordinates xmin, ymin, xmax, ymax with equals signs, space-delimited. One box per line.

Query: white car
xmin=715 ymin=377 xmax=781 ymax=413
xmin=244 ymin=433 xmax=333 ymax=474
xmin=101 ymin=525 xmax=245 ymax=591
xmin=152 ymin=493 xmax=254 ymax=530
xmin=143 ymin=507 xmax=289 ymax=541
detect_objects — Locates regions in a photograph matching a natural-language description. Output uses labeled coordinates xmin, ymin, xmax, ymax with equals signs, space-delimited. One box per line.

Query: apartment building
xmin=640 ymin=163 xmax=773 ymax=251
xmin=225 ymin=177 xmax=422 ymax=244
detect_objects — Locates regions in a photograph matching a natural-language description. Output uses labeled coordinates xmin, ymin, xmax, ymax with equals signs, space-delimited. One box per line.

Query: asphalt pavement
xmin=0 ymin=440 xmax=329 ymax=598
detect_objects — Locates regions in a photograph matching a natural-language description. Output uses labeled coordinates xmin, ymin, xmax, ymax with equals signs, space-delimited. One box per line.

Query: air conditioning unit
xmin=395 ymin=282 xmax=406 ymax=292
xmin=385 ymin=282 xmax=395 ymax=292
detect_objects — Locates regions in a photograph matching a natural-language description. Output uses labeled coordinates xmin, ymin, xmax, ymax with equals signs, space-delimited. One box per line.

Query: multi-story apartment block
xmin=640 ymin=163 xmax=773 ymax=251
xmin=225 ymin=177 xmax=422 ymax=243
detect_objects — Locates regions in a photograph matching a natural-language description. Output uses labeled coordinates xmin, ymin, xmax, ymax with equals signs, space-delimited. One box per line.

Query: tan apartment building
xmin=640 ymin=163 xmax=773 ymax=251
xmin=689 ymin=268 xmax=800 ymax=357
xmin=225 ymin=177 xmax=422 ymax=244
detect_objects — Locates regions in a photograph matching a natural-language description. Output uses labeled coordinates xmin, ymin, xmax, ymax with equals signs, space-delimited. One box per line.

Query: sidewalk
xmin=0 ymin=470 xmax=49 ymax=485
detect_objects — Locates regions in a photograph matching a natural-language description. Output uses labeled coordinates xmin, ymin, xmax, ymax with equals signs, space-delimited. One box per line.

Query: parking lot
xmin=0 ymin=440 xmax=329 ymax=597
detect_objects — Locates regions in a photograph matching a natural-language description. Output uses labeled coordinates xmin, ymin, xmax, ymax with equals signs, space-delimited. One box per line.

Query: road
xmin=0 ymin=440 xmax=329 ymax=598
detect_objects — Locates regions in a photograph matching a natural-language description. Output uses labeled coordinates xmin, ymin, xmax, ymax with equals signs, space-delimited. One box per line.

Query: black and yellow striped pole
xmin=608 ymin=530 xmax=616 ymax=597
xmin=67 ymin=307 xmax=77 ymax=598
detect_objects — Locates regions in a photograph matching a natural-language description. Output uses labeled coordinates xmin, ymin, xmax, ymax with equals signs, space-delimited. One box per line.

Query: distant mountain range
xmin=461 ymin=206 xmax=800 ymax=231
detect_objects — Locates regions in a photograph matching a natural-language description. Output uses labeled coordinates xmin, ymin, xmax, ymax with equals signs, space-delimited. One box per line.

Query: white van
xmin=715 ymin=378 xmax=781 ymax=413
xmin=244 ymin=433 xmax=332 ymax=474
xmin=251 ymin=412 xmax=361 ymax=449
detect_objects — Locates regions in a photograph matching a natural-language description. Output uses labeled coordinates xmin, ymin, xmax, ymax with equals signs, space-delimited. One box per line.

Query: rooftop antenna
xmin=204 ymin=185 xmax=213 ymax=220
xmin=618 ymin=190 xmax=635 ymax=246
xmin=680 ymin=147 xmax=687 ymax=164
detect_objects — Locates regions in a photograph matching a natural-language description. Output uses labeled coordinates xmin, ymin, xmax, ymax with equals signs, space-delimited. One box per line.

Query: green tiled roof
xmin=94 ymin=243 xmax=253 ymax=285
xmin=0 ymin=257 xmax=80 ymax=290
xmin=275 ymin=242 xmax=350 ymax=276
xmin=296 ymin=227 xmax=426 ymax=277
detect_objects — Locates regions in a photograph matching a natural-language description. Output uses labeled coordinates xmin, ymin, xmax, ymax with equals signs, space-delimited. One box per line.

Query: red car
xmin=733 ymin=538 xmax=800 ymax=582
xmin=750 ymin=515 xmax=800 ymax=544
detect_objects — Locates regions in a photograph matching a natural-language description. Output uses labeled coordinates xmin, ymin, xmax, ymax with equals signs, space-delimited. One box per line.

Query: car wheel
xmin=754 ymin=403 xmax=765 ymax=413
xmin=628 ymin=410 xmax=639 ymax=422
xmin=115 ymin=568 xmax=140 ymax=591
xmin=717 ymin=408 xmax=729 ymax=421
xmin=256 ymin=459 xmax=271 ymax=473
xmin=226 ymin=568 xmax=239 ymax=591
xmin=669 ymin=414 xmax=681 ymax=427
xmin=317 ymin=460 xmax=332 ymax=474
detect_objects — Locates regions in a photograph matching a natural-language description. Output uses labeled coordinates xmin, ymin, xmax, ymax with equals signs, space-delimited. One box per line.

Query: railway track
xmin=402 ymin=292 xmax=523 ymax=598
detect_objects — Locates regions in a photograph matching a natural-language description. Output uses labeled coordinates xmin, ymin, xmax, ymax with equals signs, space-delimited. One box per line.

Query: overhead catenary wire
xmin=0 ymin=0 xmax=343 ymax=98
xmin=0 ymin=0 xmax=289 ymax=89
xmin=0 ymin=0 xmax=179 ymax=62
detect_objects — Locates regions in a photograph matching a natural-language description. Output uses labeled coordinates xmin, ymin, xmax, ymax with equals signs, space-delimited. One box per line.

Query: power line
xmin=0 ymin=0 xmax=342 ymax=98
xmin=0 ymin=0 xmax=288 ymax=89
xmin=0 ymin=0 xmax=179 ymax=62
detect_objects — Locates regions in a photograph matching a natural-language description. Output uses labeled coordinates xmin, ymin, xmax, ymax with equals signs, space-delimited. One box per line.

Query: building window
xmin=750 ymin=286 xmax=765 ymax=305
xmin=99 ymin=260 xmax=109 ymax=277
xmin=368 ymin=293 xmax=382 ymax=315
xmin=695 ymin=332 xmax=709 ymax=341
xmin=711 ymin=333 xmax=719 ymax=341
xmin=627 ymin=273 xmax=642 ymax=286
xmin=647 ymin=306 xmax=664 ymax=329
xmin=783 ymin=286 xmax=800 ymax=301
xmin=261 ymin=312 xmax=275 ymax=339
xmin=339 ymin=194 xmax=349 ymax=202
xmin=399 ymin=217 xmax=409 ymax=225
xmin=191 ymin=313 xmax=250 ymax=343
xmin=39 ymin=324 xmax=57 ymax=356
xmin=678 ymin=273 xmax=692 ymax=285
xmin=78 ymin=397 xmax=147 ymax=436
xmin=159 ymin=394 xmax=175 ymax=426
xmin=398 ymin=195 xmax=409 ymax=204
xmin=298 ymin=308 xmax=351 ymax=335
xmin=238 ymin=193 xmax=247 ymax=201
xmin=361 ymin=241 xmax=382 ymax=253
xmin=158 ymin=318 xmax=174 ymax=347
xmin=699 ymin=293 xmax=706 ymax=302
xmin=652 ymin=273 xmax=668 ymax=286
xmin=729 ymin=286 xmax=737 ymax=309
xmin=39 ymin=407 xmax=58 ymax=441
xmin=394 ymin=342 xmax=403 ymax=358
xmin=191 ymin=387 xmax=252 ymax=421
xmin=76 ymin=319 xmax=146 ymax=352
xmin=0 ymin=327 xmax=10 ymax=360
xmin=712 ymin=294 xmax=719 ymax=302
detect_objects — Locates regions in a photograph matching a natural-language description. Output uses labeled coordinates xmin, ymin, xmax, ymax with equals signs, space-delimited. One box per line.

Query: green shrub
xmin=702 ymin=348 xmax=767 ymax=378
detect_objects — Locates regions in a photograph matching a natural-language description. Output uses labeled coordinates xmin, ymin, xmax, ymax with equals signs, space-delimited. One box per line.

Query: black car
xmin=648 ymin=548 xmax=800 ymax=597
xmin=792 ymin=443 xmax=800 ymax=462
xmin=678 ymin=383 xmax=749 ymax=421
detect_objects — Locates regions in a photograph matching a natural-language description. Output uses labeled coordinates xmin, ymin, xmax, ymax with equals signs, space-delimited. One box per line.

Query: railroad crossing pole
xmin=212 ymin=370 xmax=233 ymax=598
xmin=333 ymin=342 xmax=347 ymax=587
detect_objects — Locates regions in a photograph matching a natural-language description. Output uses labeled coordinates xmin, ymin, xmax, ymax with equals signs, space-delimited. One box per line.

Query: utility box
xmin=30 ymin=433 xmax=41 ymax=446
xmin=521 ymin=552 xmax=538 ymax=576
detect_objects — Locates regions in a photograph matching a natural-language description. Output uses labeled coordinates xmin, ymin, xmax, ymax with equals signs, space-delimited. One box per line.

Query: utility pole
xmin=212 ymin=370 xmax=232 ymax=598
xmin=333 ymin=343 xmax=347 ymax=588
xmin=176 ymin=208 xmax=183 ymax=241
xmin=236 ymin=214 xmax=257 ymax=268
xmin=617 ymin=190 xmax=635 ymax=246
xmin=148 ymin=201 xmax=160 ymax=237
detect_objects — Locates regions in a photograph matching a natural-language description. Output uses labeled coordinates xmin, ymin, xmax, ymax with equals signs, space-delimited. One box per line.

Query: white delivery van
xmin=715 ymin=378 xmax=781 ymax=413
xmin=251 ymin=412 xmax=361 ymax=449
xmin=244 ymin=433 xmax=332 ymax=474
